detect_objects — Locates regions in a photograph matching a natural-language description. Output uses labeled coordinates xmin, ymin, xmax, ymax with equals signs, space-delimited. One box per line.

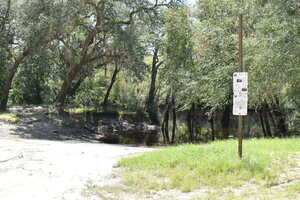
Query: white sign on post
xmin=233 ymin=72 xmax=248 ymax=116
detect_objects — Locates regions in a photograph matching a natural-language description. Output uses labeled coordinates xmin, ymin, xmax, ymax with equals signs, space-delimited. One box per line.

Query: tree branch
xmin=116 ymin=2 xmax=170 ymax=25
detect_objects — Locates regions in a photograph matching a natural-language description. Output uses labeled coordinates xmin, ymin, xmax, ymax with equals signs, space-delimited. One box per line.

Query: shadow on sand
xmin=7 ymin=107 xmax=101 ymax=143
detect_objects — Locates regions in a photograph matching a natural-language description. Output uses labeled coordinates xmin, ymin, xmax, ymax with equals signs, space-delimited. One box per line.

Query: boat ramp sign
xmin=233 ymin=72 xmax=248 ymax=116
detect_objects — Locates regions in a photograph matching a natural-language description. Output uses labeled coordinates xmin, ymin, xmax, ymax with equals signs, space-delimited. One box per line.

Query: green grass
xmin=118 ymin=138 xmax=300 ymax=192
xmin=65 ymin=106 xmax=134 ymax=115
xmin=65 ymin=107 xmax=97 ymax=114
xmin=0 ymin=111 xmax=20 ymax=123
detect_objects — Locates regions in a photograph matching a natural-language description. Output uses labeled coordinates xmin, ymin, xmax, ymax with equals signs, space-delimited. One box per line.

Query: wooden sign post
xmin=234 ymin=14 xmax=246 ymax=159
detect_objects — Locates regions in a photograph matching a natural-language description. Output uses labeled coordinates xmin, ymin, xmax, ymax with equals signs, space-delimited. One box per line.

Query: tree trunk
xmin=1 ymin=0 xmax=11 ymax=32
xmin=161 ymin=94 xmax=170 ymax=144
xmin=161 ymin=120 xmax=166 ymax=144
xmin=171 ymin=94 xmax=176 ymax=144
xmin=165 ymin=105 xmax=170 ymax=143
xmin=0 ymin=50 xmax=30 ymax=111
xmin=273 ymin=97 xmax=288 ymax=137
xmin=32 ymin=80 xmax=43 ymax=105
xmin=0 ymin=1 xmax=27 ymax=111
xmin=102 ymin=63 xmax=120 ymax=107
xmin=56 ymin=26 xmax=99 ymax=110
xmin=264 ymin=116 xmax=272 ymax=137
xmin=145 ymin=46 xmax=163 ymax=125
xmin=0 ymin=66 xmax=17 ymax=110
xmin=187 ymin=103 xmax=195 ymax=142
xmin=262 ymin=103 xmax=272 ymax=137
xmin=68 ymin=74 xmax=86 ymax=98
xmin=277 ymin=114 xmax=288 ymax=137
xmin=268 ymin=108 xmax=281 ymax=137
xmin=68 ymin=63 xmax=109 ymax=99
xmin=209 ymin=114 xmax=215 ymax=141
xmin=259 ymin=109 xmax=267 ymax=137
xmin=221 ymin=104 xmax=231 ymax=139
xmin=263 ymin=101 xmax=282 ymax=137
xmin=163 ymin=105 xmax=170 ymax=143
xmin=56 ymin=63 xmax=84 ymax=109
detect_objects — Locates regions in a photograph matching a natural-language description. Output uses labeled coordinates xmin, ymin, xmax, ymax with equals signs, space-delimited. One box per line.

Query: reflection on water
xmin=65 ymin=109 xmax=265 ymax=143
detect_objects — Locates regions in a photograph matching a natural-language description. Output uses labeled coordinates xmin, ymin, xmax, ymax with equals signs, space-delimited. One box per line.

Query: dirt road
xmin=0 ymin=108 xmax=152 ymax=200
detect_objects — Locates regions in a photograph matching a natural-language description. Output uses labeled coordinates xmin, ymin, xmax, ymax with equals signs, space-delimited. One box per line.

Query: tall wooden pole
xmin=238 ymin=14 xmax=244 ymax=158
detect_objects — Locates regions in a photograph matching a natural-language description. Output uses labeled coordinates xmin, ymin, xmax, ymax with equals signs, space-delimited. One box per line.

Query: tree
xmin=54 ymin=0 xmax=180 ymax=110
xmin=0 ymin=0 xmax=60 ymax=110
xmin=143 ymin=16 xmax=165 ymax=125
xmin=160 ymin=6 xmax=194 ymax=143
xmin=187 ymin=0 xmax=300 ymax=138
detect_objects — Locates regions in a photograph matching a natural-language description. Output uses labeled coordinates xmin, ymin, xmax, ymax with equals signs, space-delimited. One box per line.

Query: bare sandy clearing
xmin=0 ymin=109 xmax=153 ymax=200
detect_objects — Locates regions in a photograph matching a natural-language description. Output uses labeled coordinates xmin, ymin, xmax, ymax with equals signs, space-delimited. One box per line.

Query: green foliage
xmin=0 ymin=0 xmax=299 ymax=142
xmin=183 ymin=0 xmax=239 ymax=109
xmin=72 ymin=70 xmax=106 ymax=107
xmin=0 ymin=0 xmax=13 ymax=95
xmin=110 ymin=74 xmax=146 ymax=111
xmin=162 ymin=6 xmax=194 ymax=100
xmin=245 ymin=0 xmax=300 ymax=107
xmin=178 ymin=0 xmax=300 ymax=113
xmin=10 ymin=52 xmax=51 ymax=105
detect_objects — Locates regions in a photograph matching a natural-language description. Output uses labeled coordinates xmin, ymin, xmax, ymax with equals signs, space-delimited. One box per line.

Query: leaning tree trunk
xmin=56 ymin=27 xmax=99 ymax=110
xmin=56 ymin=63 xmax=84 ymax=109
xmin=102 ymin=63 xmax=120 ymax=107
xmin=0 ymin=0 xmax=26 ymax=111
xmin=0 ymin=50 xmax=30 ymax=111
xmin=0 ymin=65 xmax=18 ymax=110
xmin=68 ymin=73 xmax=87 ymax=98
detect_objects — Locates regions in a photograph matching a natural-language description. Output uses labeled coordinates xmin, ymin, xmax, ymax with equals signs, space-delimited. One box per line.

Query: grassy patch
xmin=0 ymin=111 xmax=20 ymax=123
xmin=118 ymin=139 xmax=300 ymax=192
xmin=65 ymin=107 xmax=97 ymax=114
xmin=65 ymin=106 xmax=130 ymax=114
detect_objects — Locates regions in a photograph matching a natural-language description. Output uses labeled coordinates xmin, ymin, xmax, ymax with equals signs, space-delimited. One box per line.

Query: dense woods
xmin=0 ymin=0 xmax=299 ymax=143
